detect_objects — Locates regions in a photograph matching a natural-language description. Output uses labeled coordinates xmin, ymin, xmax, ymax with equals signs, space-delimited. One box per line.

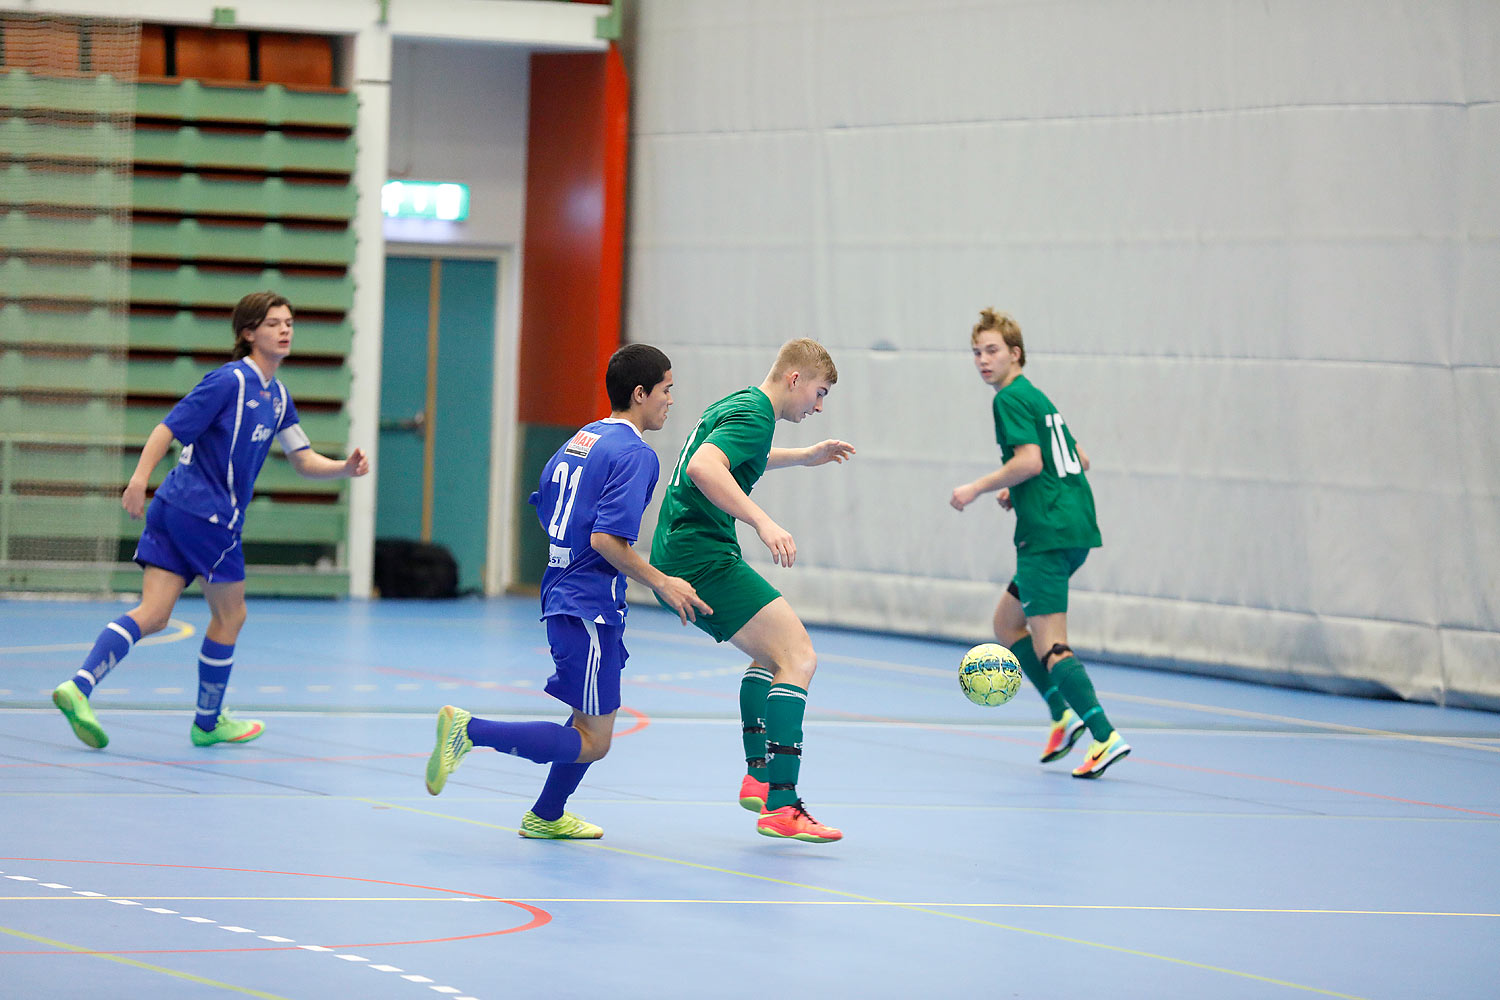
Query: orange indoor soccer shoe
xmin=1040 ymin=708 xmax=1087 ymax=763
xmin=739 ymin=773 xmax=770 ymax=812
xmin=756 ymin=799 xmax=842 ymax=843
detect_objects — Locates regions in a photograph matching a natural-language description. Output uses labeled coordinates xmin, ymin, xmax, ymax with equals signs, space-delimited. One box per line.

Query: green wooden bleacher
xmin=132 ymin=173 xmax=356 ymax=221
xmin=1 ymin=52 xmax=356 ymax=598
xmin=134 ymin=79 xmax=356 ymax=129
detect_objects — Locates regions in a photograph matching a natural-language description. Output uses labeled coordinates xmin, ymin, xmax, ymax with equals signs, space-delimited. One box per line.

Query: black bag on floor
xmin=374 ymin=538 xmax=459 ymax=598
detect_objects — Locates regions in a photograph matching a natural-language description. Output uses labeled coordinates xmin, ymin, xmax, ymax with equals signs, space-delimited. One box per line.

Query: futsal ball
xmin=958 ymin=643 xmax=1023 ymax=707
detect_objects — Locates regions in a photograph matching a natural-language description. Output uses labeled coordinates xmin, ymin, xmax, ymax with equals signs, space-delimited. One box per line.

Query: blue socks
xmin=466 ymin=718 xmax=583 ymax=766
xmin=464 ymin=718 xmax=588 ymax=822
xmin=531 ymin=762 xmax=591 ymax=822
xmin=194 ymin=638 xmax=235 ymax=732
xmin=72 ymin=615 xmax=142 ymax=696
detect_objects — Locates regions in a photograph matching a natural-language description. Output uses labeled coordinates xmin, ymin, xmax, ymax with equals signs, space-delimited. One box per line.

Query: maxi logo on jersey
xmin=564 ymin=430 xmax=600 ymax=459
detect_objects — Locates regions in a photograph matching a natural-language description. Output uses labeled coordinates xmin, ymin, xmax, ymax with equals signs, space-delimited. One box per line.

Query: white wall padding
xmin=625 ymin=0 xmax=1500 ymax=707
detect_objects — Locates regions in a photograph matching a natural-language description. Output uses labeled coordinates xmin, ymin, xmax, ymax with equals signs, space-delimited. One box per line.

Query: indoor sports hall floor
xmin=2 ymin=595 xmax=1497 ymax=1000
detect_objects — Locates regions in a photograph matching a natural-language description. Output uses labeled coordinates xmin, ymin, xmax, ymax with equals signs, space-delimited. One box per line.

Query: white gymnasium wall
xmin=625 ymin=0 xmax=1500 ymax=705
xmin=384 ymin=40 xmax=532 ymax=248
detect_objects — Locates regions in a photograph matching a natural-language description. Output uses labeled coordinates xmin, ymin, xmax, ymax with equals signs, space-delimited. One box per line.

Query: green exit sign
xmin=381 ymin=181 xmax=469 ymax=221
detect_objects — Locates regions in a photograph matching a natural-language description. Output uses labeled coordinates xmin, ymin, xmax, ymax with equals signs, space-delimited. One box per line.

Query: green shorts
xmin=654 ymin=555 xmax=781 ymax=644
xmin=1011 ymin=547 xmax=1090 ymax=617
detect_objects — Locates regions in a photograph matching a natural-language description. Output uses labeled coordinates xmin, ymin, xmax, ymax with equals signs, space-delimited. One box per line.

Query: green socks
xmin=764 ymin=682 xmax=807 ymax=810
xmin=740 ymin=665 xmax=773 ymax=781
xmin=1012 ymin=635 xmax=1068 ymax=722
xmin=1050 ymin=655 xmax=1114 ymax=741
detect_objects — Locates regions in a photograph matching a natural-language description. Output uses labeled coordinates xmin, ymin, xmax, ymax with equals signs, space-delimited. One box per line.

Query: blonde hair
xmin=971 ymin=308 xmax=1024 ymax=367
xmin=770 ymin=338 xmax=838 ymax=384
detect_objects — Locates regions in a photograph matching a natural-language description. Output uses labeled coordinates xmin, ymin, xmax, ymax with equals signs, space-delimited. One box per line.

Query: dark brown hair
xmin=231 ymin=291 xmax=292 ymax=359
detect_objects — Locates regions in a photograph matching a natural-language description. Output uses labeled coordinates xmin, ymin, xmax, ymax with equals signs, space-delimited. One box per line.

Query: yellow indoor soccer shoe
xmin=1071 ymin=730 xmax=1131 ymax=779
xmin=518 ymin=811 xmax=603 ymax=840
xmin=425 ymin=705 xmax=473 ymax=796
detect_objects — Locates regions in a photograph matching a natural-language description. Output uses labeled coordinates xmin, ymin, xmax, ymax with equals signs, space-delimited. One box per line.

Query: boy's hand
xmin=804 ymin=439 xmax=855 ymax=467
xmin=756 ymin=519 xmax=798 ymax=567
xmin=122 ymin=479 xmax=148 ymax=519
xmin=344 ymin=447 xmax=370 ymax=478
xmin=658 ymin=575 xmax=712 ymax=625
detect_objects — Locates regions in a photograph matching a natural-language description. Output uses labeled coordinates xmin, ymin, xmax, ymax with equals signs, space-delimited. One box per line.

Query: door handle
xmin=379 ymin=411 xmax=426 ymax=434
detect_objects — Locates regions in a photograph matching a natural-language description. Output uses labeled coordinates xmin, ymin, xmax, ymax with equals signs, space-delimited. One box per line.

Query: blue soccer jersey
xmin=530 ymin=418 xmax=660 ymax=625
xmin=152 ymin=358 xmax=310 ymax=532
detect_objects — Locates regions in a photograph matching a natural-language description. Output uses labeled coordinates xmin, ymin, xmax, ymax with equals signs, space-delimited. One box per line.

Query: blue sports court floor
xmin=2 ymin=595 xmax=1497 ymax=999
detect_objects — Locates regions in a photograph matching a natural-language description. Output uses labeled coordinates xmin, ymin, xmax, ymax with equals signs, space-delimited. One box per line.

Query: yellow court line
xmin=0 ymin=924 xmax=296 ymax=999
xmin=0 ymin=618 xmax=196 ymax=656
xmin=361 ymin=798 xmax=1369 ymax=1000
xmin=4 ymin=896 xmax=1494 ymax=918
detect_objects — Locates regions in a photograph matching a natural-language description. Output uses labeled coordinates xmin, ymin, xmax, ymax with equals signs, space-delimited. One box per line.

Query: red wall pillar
xmin=517 ymin=43 xmax=629 ymax=428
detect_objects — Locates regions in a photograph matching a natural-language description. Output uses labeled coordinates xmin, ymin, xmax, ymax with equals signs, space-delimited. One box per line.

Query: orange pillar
xmin=517 ymin=43 xmax=629 ymax=428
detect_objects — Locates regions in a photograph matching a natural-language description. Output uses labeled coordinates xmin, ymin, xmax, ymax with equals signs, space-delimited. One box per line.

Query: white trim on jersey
xmin=243 ymin=356 xmax=272 ymax=388
xmin=597 ymin=416 xmax=644 ymax=440
xmin=227 ymin=368 xmax=247 ymax=531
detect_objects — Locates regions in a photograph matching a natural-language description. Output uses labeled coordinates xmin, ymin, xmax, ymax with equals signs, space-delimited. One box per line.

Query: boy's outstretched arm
xmin=687 ymin=444 xmax=798 ymax=567
xmin=591 ymin=532 xmax=711 ymax=625
xmin=767 ymin=439 xmax=856 ymax=470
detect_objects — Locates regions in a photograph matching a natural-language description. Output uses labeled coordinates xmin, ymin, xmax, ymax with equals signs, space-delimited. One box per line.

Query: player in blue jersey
xmin=424 ymin=344 xmax=710 ymax=840
xmin=51 ymin=291 xmax=369 ymax=751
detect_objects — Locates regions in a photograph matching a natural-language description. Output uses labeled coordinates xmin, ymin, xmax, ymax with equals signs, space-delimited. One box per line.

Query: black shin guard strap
xmin=1041 ymin=643 xmax=1073 ymax=669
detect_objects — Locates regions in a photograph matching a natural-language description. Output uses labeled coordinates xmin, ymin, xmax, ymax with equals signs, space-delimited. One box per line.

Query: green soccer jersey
xmin=651 ymin=386 xmax=776 ymax=568
xmin=992 ymin=374 xmax=1102 ymax=553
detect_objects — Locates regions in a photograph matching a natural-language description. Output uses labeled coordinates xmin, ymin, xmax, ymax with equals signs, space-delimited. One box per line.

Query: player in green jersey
xmin=950 ymin=309 xmax=1130 ymax=778
xmin=650 ymin=338 xmax=855 ymax=842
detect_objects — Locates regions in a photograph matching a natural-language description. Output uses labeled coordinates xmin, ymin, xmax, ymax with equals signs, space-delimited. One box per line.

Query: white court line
xmin=3 ymin=866 xmax=482 ymax=999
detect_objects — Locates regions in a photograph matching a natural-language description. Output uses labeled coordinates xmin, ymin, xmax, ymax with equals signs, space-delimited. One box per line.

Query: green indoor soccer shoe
xmin=425 ymin=705 xmax=473 ymax=796
xmin=190 ymin=711 xmax=264 ymax=747
xmin=53 ymin=680 xmax=108 ymax=749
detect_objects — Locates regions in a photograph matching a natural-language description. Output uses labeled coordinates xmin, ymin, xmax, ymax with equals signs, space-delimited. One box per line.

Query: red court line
xmin=0 ymin=857 xmax=550 ymax=955
xmin=1137 ymin=759 xmax=1500 ymax=818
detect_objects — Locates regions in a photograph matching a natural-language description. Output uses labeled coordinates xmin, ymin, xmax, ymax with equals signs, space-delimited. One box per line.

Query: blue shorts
xmin=134 ymin=499 xmax=245 ymax=584
xmin=543 ymin=614 xmax=627 ymax=716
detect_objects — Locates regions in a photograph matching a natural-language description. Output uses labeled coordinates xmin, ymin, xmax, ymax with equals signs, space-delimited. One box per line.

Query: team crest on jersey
xmin=272 ymin=394 xmax=284 ymax=419
xmin=564 ymin=430 xmax=600 ymax=458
